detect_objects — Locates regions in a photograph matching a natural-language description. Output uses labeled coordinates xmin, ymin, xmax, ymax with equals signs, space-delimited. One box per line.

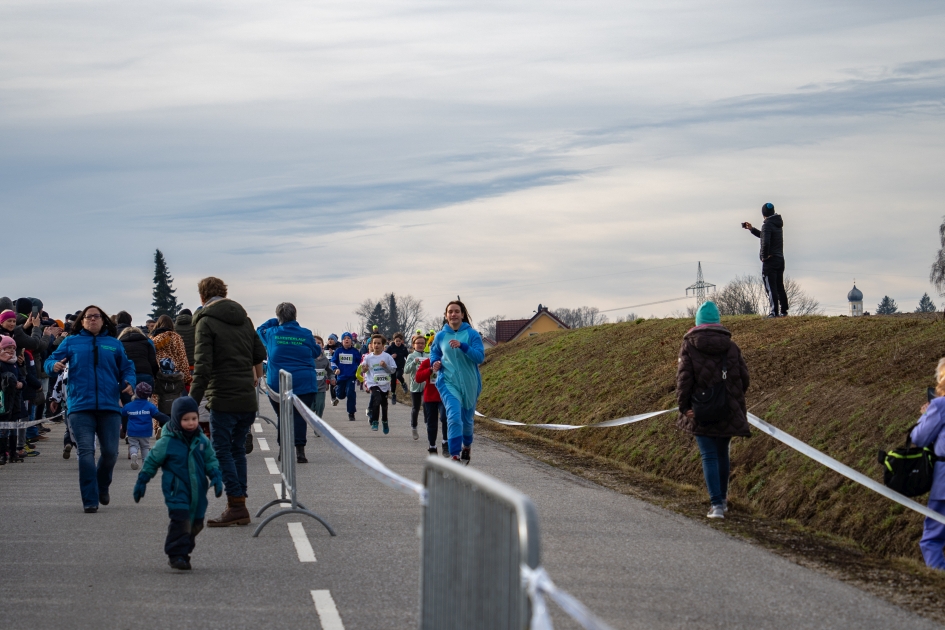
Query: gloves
xmin=210 ymin=472 xmax=223 ymax=498
xmin=133 ymin=480 xmax=147 ymax=503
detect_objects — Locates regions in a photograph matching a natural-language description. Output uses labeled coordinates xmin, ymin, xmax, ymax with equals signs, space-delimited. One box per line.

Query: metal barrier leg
xmin=252 ymin=507 xmax=337 ymax=538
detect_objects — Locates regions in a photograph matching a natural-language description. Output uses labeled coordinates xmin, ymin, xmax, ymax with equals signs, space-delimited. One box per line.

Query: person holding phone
xmin=743 ymin=202 xmax=788 ymax=318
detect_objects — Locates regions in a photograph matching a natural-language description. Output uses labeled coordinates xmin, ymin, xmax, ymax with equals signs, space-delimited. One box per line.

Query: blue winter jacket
xmin=44 ymin=330 xmax=136 ymax=414
xmin=330 ymin=346 xmax=362 ymax=380
xmin=429 ymin=322 xmax=484 ymax=409
xmin=256 ymin=319 xmax=322 ymax=395
xmin=138 ymin=416 xmax=221 ymax=522
xmin=911 ymin=397 xmax=945 ymax=500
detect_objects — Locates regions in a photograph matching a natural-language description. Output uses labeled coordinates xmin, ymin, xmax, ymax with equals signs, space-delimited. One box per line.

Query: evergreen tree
xmin=366 ymin=302 xmax=387 ymax=336
xmin=150 ymin=249 xmax=182 ymax=319
xmin=385 ymin=292 xmax=401 ymax=338
xmin=875 ymin=296 xmax=899 ymax=315
xmin=916 ymin=293 xmax=937 ymax=313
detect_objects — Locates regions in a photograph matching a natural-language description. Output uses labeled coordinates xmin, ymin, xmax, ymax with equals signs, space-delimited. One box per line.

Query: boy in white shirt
xmin=362 ymin=334 xmax=396 ymax=434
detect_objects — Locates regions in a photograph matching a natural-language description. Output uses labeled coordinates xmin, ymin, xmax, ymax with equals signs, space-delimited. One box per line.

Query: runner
xmin=330 ymin=332 xmax=362 ymax=421
xmin=325 ymin=334 xmax=339 ymax=406
xmin=385 ymin=332 xmax=410 ymax=405
xmin=415 ymin=356 xmax=448 ymax=456
xmin=403 ymin=334 xmax=427 ymax=440
xmin=428 ymin=300 xmax=484 ymax=465
xmin=362 ymin=334 xmax=396 ymax=433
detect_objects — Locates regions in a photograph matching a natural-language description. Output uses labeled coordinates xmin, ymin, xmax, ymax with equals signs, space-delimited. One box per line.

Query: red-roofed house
xmin=494 ymin=305 xmax=570 ymax=344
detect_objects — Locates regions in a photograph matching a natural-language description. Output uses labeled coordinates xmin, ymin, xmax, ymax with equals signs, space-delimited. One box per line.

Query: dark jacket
xmin=385 ymin=342 xmax=409 ymax=371
xmin=120 ymin=329 xmax=158 ymax=378
xmin=138 ymin=413 xmax=221 ymax=521
xmin=190 ymin=298 xmax=267 ymax=412
xmin=175 ymin=313 xmax=196 ymax=366
xmin=0 ymin=323 xmax=46 ymax=354
xmin=676 ymin=324 xmax=750 ymax=438
xmin=43 ymin=329 xmax=137 ymax=414
xmin=20 ymin=350 xmax=43 ymax=402
xmin=749 ymin=214 xmax=784 ymax=261
xmin=0 ymin=361 xmax=27 ymax=420
xmin=256 ymin=319 xmax=321 ymax=396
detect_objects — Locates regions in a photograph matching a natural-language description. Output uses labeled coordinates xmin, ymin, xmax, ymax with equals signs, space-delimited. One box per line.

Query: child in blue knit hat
xmin=133 ymin=396 xmax=223 ymax=570
xmin=120 ymin=382 xmax=170 ymax=470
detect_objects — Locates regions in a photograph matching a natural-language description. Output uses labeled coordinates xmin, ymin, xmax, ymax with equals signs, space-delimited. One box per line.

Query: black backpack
xmin=691 ymin=355 xmax=729 ymax=426
xmin=878 ymin=426 xmax=939 ymax=497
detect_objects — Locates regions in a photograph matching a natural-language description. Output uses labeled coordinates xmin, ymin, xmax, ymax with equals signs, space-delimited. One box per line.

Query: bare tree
xmin=932 ymin=216 xmax=945 ymax=298
xmin=354 ymin=293 xmax=426 ymax=337
xmin=552 ymin=306 xmax=608 ymax=328
xmin=476 ymin=314 xmax=505 ymax=339
xmin=613 ymin=312 xmax=639 ymax=323
xmin=714 ymin=275 xmax=822 ymax=316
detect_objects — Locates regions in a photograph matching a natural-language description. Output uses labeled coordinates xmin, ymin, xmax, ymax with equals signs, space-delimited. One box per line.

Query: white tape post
xmin=521 ymin=564 xmax=615 ymax=630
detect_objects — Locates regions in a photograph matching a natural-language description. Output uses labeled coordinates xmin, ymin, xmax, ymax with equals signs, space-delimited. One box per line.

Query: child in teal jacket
xmin=133 ymin=396 xmax=223 ymax=570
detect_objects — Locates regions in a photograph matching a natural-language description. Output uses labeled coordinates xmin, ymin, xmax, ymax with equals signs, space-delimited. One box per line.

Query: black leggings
xmin=391 ymin=370 xmax=408 ymax=395
xmin=423 ymin=401 xmax=448 ymax=448
xmin=369 ymin=387 xmax=389 ymax=424
xmin=410 ymin=392 xmax=423 ymax=428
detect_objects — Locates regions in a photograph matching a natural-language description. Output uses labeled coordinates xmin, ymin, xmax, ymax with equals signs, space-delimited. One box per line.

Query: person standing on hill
xmin=910 ymin=359 xmax=945 ymax=570
xmin=429 ymin=300 xmax=484 ymax=465
xmin=675 ymin=301 xmax=751 ymax=519
xmin=743 ymin=202 xmax=788 ymax=318
xmin=189 ymin=277 xmax=267 ymax=527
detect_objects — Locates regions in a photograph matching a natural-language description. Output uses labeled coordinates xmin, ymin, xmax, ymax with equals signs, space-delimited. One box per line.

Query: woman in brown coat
xmin=676 ymin=301 xmax=750 ymax=519
xmin=151 ymin=315 xmax=193 ymax=393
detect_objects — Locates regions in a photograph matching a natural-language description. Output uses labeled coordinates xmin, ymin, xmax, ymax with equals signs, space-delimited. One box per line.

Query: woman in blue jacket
xmin=256 ymin=302 xmax=321 ymax=464
xmin=912 ymin=358 xmax=945 ymax=570
xmin=429 ymin=300 xmax=484 ymax=465
xmin=45 ymin=305 xmax=136 ymax=513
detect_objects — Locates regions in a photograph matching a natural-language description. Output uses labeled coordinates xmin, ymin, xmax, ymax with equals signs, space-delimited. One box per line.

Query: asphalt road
xmin=1 ymin=391 xmax=939 ymax=629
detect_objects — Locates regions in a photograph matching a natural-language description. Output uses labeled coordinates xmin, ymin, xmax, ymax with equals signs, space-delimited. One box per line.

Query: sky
xmin=2 ymin=0 xmax=944 ymax=333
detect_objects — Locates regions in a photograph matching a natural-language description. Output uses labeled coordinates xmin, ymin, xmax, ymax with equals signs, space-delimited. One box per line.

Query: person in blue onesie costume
xmin=911 ymin=358 xmax=945 ymax=570
xmin=429 ymin=300 xmax=484 ymax=465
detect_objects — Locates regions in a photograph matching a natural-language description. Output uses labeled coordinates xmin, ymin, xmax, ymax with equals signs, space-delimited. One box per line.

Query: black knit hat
xmin=762 ymin=202 xmax=775 ymax=217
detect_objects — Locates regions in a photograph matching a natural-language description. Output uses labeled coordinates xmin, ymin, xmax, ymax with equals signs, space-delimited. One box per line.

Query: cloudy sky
xmin=2 ymin=1 xmax=943 ymax=332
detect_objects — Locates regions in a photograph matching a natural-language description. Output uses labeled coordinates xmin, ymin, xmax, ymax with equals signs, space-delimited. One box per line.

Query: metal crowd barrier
xmin=252 ymin=370 xmax=335 ymax=538
xmin=260 ymin=368 xmax=613 ymax=629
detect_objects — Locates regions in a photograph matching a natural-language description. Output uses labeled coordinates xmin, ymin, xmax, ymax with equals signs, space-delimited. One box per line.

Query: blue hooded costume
xmin=428 ymin=322 xmax=484 ymax=456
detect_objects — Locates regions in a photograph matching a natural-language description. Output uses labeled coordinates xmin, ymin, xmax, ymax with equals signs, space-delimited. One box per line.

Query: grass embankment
xmin=478 ymin=314 xmax=944 ymax=559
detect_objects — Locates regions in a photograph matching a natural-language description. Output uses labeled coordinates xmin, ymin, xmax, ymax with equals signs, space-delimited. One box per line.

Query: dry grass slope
xmin=478 ymin=313 xmax=945 ymax=559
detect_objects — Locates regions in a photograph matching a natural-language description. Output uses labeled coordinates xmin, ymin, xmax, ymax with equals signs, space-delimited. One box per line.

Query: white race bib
xmin=316 ymin=369 xmax=326 ymax=381
xmin=339 ymin=354 xmax=353 ymax=365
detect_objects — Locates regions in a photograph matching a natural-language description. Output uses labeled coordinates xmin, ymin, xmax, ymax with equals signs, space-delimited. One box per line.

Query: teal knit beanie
xmin=695 ymin=301 xmax=720 ymax=326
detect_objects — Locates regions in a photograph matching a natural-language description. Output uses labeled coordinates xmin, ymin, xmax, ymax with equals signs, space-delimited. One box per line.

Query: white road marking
xmin=288 ymin=522 xmax=316 ymax=562
xmin=273 ymin=483 xmax=291 ymax=507
xmin=311 ymin=590 xmax=344 ymax=630
xmin=258 ymin=437 xmax=270 ymax=451
xmin=254 ymin=423 xmax=263 ymax=433
xmin=264 ymin=457 xmax=280 ymax=475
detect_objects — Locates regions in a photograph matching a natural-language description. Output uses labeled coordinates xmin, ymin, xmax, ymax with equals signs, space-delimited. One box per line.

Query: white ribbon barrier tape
xmin=474 ymin=408 xmax=676 ymax=431
xmin=0 ymin=418 xmax=50 ymax=430
xmin=746 ymin=413 xmax=945 ymax=527
xmin=521 ymin=564 xmax=615 ymax=630
xmin=291 ymin=396 xmax=428 ymax=503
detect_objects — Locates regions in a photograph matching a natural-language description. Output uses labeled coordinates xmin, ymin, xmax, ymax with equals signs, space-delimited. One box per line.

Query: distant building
xmin=482 ymin=336 xmax=498 ymax=349
xmin=848 ymin=284 xmax=864 ymax=317
xmin=495 ymin=304 xmax=570 ymax=344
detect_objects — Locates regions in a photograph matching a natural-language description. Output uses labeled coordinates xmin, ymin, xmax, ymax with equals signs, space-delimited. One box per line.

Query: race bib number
xmin=375 ymin=374 xmax=390 ymax=384
xmin=339 ymin=354 xmax=353 ymax=365
xmin=316 ymin=369 xmax=326 ymax=381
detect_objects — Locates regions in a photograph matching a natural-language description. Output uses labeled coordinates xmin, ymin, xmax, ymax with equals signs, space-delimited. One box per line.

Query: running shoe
xmin=332 ymin=399 xmax=339 ymax=407
xmin=245 ymin=433 xmax=254 ymax=455
xmin=451 ymin=455 xmax=461 ymax=463
xmin=382 ymin=422 xmax=389 ymax=435
xmin=39 ymin=425 xmax=51 ymax=433
xmin=392 ymin=395 xmax=397 ymax=405
xmin=427 ymin=447 xmax=437 ymax=455
xmin=707 ymin=505 xmax=724 ymax=519
xmin=460 ymin=447 xmax=471 ymax=466
xmin=131 ymin=453 xmax=140 ymax=470
xmin=23 ymin=445 xmax=39 ymax=457
xmin=412 ymin=427 xmax=419 ymax=440
xmin=168 ymin=557 xmax=192 ymax=570
xmin=63 ymin=443 xmax=72 ymax=459
xmin=371 ymin=422 xmax=379 ymax=432
xmin=441 ymin=442 xmax=450 ymax=458
xmin=348 ymin=413 xmax=355 ymax=421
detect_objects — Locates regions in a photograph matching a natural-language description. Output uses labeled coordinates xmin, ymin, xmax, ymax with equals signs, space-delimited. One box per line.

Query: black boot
xmin=296 ymin=445 xmax=308 ymax=464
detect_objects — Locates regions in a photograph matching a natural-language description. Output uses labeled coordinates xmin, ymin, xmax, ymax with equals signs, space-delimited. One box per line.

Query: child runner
xmin=429 ymin=300 xmax=484 ymax=464
xmin=120 ymin=382 xmax=170 ymax=470
xmin=385 ymin=332 xmax=410 ymax=405
xmin=416 ymin=357 xmax=449 ymax=456
xmin=362 ymin=334 xmax=396 ymax=433
xmin=403 ymin=334 xmax=427 ymax=440
xmin=312 ymin=336 xmax=334 ymax=419
xmin=133 ymin=396 xmax=223 ymax=571
xmin=325 ymin=334 xmax=339 ymax=407
xmin=330 ymin=332 xmax=362 ymax=421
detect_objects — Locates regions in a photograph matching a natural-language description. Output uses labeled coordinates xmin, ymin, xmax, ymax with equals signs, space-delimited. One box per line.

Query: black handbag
xmin=878 ymin=426 xmax=938 ymax=497
xmin=690 ymin=355 xmax=729 ymax=426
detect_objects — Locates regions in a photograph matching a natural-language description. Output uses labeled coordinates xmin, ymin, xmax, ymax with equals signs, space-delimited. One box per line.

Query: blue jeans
xmin=695 ymin=435 xmax=731 ymax=507
xmin=921 ymin=499 xmax=945 ymax=570
xmin=335 ymin=378 xmax=357 ymax=414
xmin=69 ymin=410 xmax=121 ymax=509
xmin=209 ymin=410 xmax=256 ymax=498
xmin=439 ymin=386 xmax=475 ymax=457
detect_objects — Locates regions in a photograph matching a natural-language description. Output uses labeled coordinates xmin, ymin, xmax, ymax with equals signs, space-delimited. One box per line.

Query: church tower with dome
xmin=848 ymin=283 xmax=863 ymax=317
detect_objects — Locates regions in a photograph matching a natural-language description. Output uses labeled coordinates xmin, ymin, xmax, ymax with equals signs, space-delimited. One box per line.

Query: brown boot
xmin=207 ymin=495 xmax=251 ymax=527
